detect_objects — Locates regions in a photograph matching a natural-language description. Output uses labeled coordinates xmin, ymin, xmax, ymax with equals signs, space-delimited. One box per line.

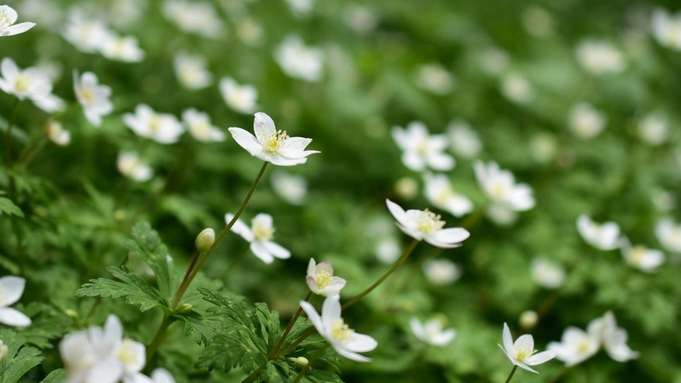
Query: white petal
xmin=432 ymin=228 xmax=470 ymax=245
xmin=300 ymin=300 xmax=324 ymax=334
xmin=502 ymin=323 xmax=514 ymax=354
xmin=262 ymin=241 xmax=291 ymax=259
xmin=514 ymin=334 xmax=535 ymax=355
xmin=228 ymin=127 xmax=263 ymax=157
xmin=321 ymin=295 xmax=342 ymax=331
xmin=385 ymin=199 xmax=408 ymax=227
xmin=225 ymin=213 xmax=254 ymax=242
xmin=6 ymin=22 xmax=36 ymax=36
xmin=250 ymin=242 xmax=275 ymax=264
xmin=409 ymin=318 xmax=425 ymax=340
xmin=0 ymin=307 xmax=31 ymax=327
xmin=333 ymin=343 xmax=371 ymax=362
xmin=344 ymin=333 xmax=378 ymax=352
xmin=104 ymin=315 xmax=123 ymax=346
xmin=151 ymin=368 xmax=176 ymax=383
xmin=253 ymin=112 xmax=276 ymax=143
xmin=307 ymin=258 xmax=317 ymax=276
xmin=526 ymin=350 xmax=556 ymax=365
xmin=87 ymin=357 xmax=124 ymax=383
xmin=0 ymin=275 xmax=26 ymax=306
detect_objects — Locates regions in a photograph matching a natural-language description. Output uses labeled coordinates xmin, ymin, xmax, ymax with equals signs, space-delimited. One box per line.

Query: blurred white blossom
xmin=446 ymin=120 xmax=481 ymax=158
xmin=548 ymin=325 xmax=600 ymax=367
xmin=375 ymin=236 xmax=401 ymax=264
xmin=410 ymin=317 xmax=456 ymax=346
xmin=415 ymin=63 xmax=455 ymax=95
xmin=474 ymin=161 xmax=535 ymax=212
xmin=285 ymin=0 xmax=314 ymax=18
xmin=422 ymin=258 xmax=462 ymax=285
xmin=219 ymin=77 xmax=258 ymax=114
xmin=392 ymin=121 xmax=454 ymax=172
xmin=343 ymin=4 xmax=378 ymax=34
xmin=568 ymin=103 xmax=606 ymax=139
xmin=521 ymin=6 xmax=555 ymax=38
xmin=123 ymin=104 xmax=184 ymax=144
xmin=235 ymin=18 xmax=263 ymax=46
xmin=480 ymin=47 xmax=509 ymax=75
xmin=73 ymin=71 xmax=113 ymax=127
xmin=637 ymin=112 xmax=669 ymax=146
xmin=226 ymin=212 xmax=291 ymax=264
xmin=182 ymin=108 xmax=225 ymax=142
xmin=271 ymin=171 xmax=307 ymax=205
xmin=18 ymin=0 xmax=61 ymax=29
xmin=0 ymin=57 xmax=52 ymax=102
xmin=423 ymin=173 xmax=473 ymax=218
xmin=619 ymin=238 xmax=664 ymax=272
xmin=173 ymin=51 xmax=212 ymax=90
xmin=529 ymin=133 xmax=558 ymax=163
xmin=274 ymin=36 xmax=324 ymax=82
xmin=394 ymin=176 xmax=419 ymax=200
xmin=530 ymin=257 xmax=565 ymax=289
xmin=163 ymin=0 xmax=225 ymax=38
xmin=47 ymin=121 xmax=71 ymax=146
xmin=589 ymin=311 xmax=639 ymax=362
xmin=62 ymin=10 xmax=113 ymax=53
xmin=655 ymin=218 xmax=681 ymax=253
xmin=117 ymin=151 xmax=153 ymax=182
xmin=651 ymin=8 xmax=681 ymax=51
xmin=100 ymin=34 xmax=144 ymax=62
xmin=33 ymin=93 xmax=66 ymax=113
xmin=0 ymin=276 xmax=31 ymax=327
xmin=485 ymin=204 xmax=518 ymax=226
xmin=500 ymin=73 xmax=534 ymax=104
xmin=575 ymin=40 xmax=626 ymax=75
xmin=576 ymin=215 xmax=620 ymax=250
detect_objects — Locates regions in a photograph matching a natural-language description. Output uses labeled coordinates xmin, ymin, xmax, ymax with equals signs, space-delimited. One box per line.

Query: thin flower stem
xmin=240 ymin=368 xmax=262 ymax=383
xmin=145 ymin=313 xmax=171 ymax=366
xmin=292 ymin=344 xmax=331 ymax=383
xmin=170 ymin=251 xmax=200 ymax=309
xmin=84 ymin=254 xmax=130 ymax=325
xmin=220 ymin=245 xmax=250 ymax=280
xmin=278 ymin=327 xmax=315 ymax=358
xmin=268 ymin=292 xmax=313 ymax=360
xmin=504 ymin=365 xmax=518 ymax=383
xmin=4 ymin=98 xmax=20 ymax=168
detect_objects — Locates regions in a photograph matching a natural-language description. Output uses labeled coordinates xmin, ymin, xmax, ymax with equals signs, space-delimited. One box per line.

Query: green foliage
xmin=0 ymin=196 xmax=23 ymax=218
xmin=39 ymin=369 xmax=65 ymax=383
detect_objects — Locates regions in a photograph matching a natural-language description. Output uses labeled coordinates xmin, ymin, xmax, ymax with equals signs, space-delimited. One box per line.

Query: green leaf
xmin=124 ymin=222 xmax=175 ymax=299
xmin=40 ymin=369 xmax=66 ymax=383
xmin=0 ymin=346 xmax=43 ymax=383
xmin=0 ymin=197 xmax=23 ymax=218
xmin=75 ymin=266 xmax=168 ymax=312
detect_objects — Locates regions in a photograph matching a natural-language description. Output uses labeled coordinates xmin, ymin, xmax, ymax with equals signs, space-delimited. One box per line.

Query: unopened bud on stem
xmin=195 ymin=228 xmax=215 ymax=252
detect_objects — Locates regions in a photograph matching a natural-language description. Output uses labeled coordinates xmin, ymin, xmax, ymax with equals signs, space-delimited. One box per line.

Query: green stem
xmin=504 ymin=365 xmax=518 ymax=383
xmin=461 ymin=204 xmax=486 ymax=230
xmin=268 ymin=292 xmax=313 ymax=359
xmin=240 ymin=368 xmax=262 ymax=383
xmin=145 ymin=313 xmax=171 ymax=366
xmin=4 ymin=98 xmax=20 ymax=168
xmin=292 ymin=344 xmax=330 ymax=383
xmin=169 ymin=251 xmax=200 ymax=309
xmin=220 ymin=245 xmax=250 ymax=280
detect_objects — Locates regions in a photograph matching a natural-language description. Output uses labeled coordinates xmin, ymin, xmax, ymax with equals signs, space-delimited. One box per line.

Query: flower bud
xmin=175 ymin=303 xmax=193 ymax=314
xmin=519 ymin=310 xmax=538 ymax=330
xmin=294 ymin=357 xmax=309 ymax=367
xmin=195 ymin=228 xmax=215 ymax=252
xmin=394 ymin=177 xmax=418 ymax=199
xmin=65 ymin=309 xmax=79 ymax=322
xmin=0 ymin=341 xmax=8 ymax=362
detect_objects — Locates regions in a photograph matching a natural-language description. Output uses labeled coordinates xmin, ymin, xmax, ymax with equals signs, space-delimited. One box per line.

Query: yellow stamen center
xmin=416 ymin=210 xmax=445 ymax=234
xmin=514 ymin=346 xmax=536 ymax=362
xmin=0 ymin=11 xmax=10 ymax=29
xmin=628 ymin=246 xmax=647 ymax=265
xmin=148 ymin=115 xmax=161 ymax=132
xmin=14 ymin=73 xmax=32 ymax=93
xmin=314 ymin=270 xmax=332 ymax=289
xmin=252 ymin=221 xmax=274 ymax=241
xmin=577 ymin=341 xmax=591 ymax=353
xmin=80 ymin=88 xmax=95 ymax=104
xmin=330 ymin=319 xmax=354 ymax=343
xmin=262 ymin=130 xmax=289 ymax=153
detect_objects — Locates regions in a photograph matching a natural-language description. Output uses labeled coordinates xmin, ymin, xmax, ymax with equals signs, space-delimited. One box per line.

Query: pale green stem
xmin=504 ymin=365 xmax=518 ymax=383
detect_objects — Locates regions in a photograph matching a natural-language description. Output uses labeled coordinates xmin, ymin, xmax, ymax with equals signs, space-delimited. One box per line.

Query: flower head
xmin=576 ymin=215 xmax=620 ymax=250
xmin=409 ymin=317 xmax=456 ymax=346
xmin=47 ymin=121 xmax=71 ymax=146
xmin=575 ymin=39 xmax=626 ymax=75
xmin=568 ymin=103 xmax=606 ymax=139
xmin=100 ymin=35 xmax=144 ymax=63
xmin=422 ymin=259 xmax=462 ymax=285
xmin=0 ymin=5 xmax=35 ymax=37
xmin=300 ymin=295 xmax=377 ymax=362
xmin=61 ymin=11 xmax=113 ymax=54
xmin=0 ymin=276 xmax=31 ymax=327
xmin=651 ymin=8 xmax=681 ymax=51
xmin=637 ymin=113 xmax=668 ymax=146
xmin=73 ymin=71 xmax=113 ymax=127
xmin=163 ymin=0 xmax=224 ymax=38
xmin=446 ymin=120 xmax=481 ymax=158
xmin=117 ymin=151 xmax=153 ymax=182
xmin=499 ymin=323 xmax=556 ymax=373
xmin=182 ymin=108 xmax=225 ymax=142
xmin=123 ymin=104 xmax=184 ymax=144
xmin=270 ymin=171 xmax=307 ymax=205
xmin=219 ymin=77 xmax=258 ymax=114
xmin=530 ymin=257 xmax=565 ymax=289
xmin=619 ymin=238 xmax=664 ymax=272
xmin=588 ymin=311 xmax=639 ymax=362
xmin=306 ymin=258 xmax=346 ymax=297
xmin=129 ymin=368 xmax=175 ymax=383
xmin=226 ymin=213 xmax=291 ymax=264
xmin=474 ymin=161 xmax=535 ymax=211
xmin=500 ymin=73 xmax=534 ymax=104
xmin=386 ymin=199 xmax=470 ymax=248
xmin=0 ymin=58 xmax=52 ymax=101
xmin=548 ymin=326 xmax=600 ymax=367
xmin=655 ymin=217 xmax=681 ymax=253
xmin=392 ymin=122 xmax=455 ymax=172
xmin=415 ymin=63 xmax=455 ymax=95
xmin=173 ymin=51 xmax=212 ymax=90
xmin=274 ymin=35 xmax=324 ymax=82
xmin=228 ymin=112 xmax=319 ymax=166
xmin=423 ymin=173 xmax=473 ymax=218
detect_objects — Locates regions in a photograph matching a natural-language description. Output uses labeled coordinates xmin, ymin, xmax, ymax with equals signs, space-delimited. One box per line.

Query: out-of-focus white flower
xmin=619 ymin=238 xmax=664 ymax=272
xmin=100 ymin=35 xmax=144 ymax=62
xmin=343 ymin=4 xmax=378 ymax=34
xmin=589 ymin=311 xmax=639 ymax=362
xmin=0 ymin=5 xmax=35 ymax=37
xmin=0 ymin=276 xmax=31 ymax=327
xmin=415 ymin=63 xmax=455 ymax=95
xmin=651 ymin=189 xmax=676 ymax=212
xmin=446 ymin=120 xmax=481 ymax=158
xmin=529 ymin=133 xmax=558 ymax=163
xmin=637 ymin=112 xmax=669 ymax=146
xmin=480 ymin=48 xmax=509 ymax=75
xmin=530 ymin=257 xmax=565 ymax=289
xmin=47 ymin=121 xmax=71 ymax=146
xmin=0 ymin=58 xmax=52 ymax=101
xmin=521 ymin=6 xmax=554 ymax=39
xmin=575 ymin=40 xmax=626 ymax=75
xmin=33 ymin=93 xmax=66 ymax=113
xmin=375 ymin=236 xmax=401 ymax=264
xmin=392 ymin=121 xmax=454 ymax=172
xmin=300 ymin=295 xmax=378 ymax=362
xmin=235 ymin=18 xmax=263 ymax=46
xmin=499 ymin=323 xmax=556 ymax=373
xmin=274 ymin=36 xmax=324 ymax=82
xmin=410 ymin=317 xmax=456 ymax=346
xmin=108 ymin=0 xmax=146 ymax=29
xmin=568 ymin=103 xmax=606 ymax=139
xmin=228 ymin=112 xmax=319 ymax=166
xmin=548 ymin=325 xmax=600 ymax=367
xmin=651 ymin=8 xmax=681 ymax=51
xmin=655 ymin=218 xmax=681 ymax=253
xmin=285 ymin=0 xmax=313 ymax=18
xmin=36 ymin=58 xmax=63 ymax=82
xmin=226 ymin=213 xmax=291 ymax=264
xmin=219 ymin=77 xmax=258 ymax=114
xmin=306 ymin=258 xmax=346 ymax=297
xmin=519 ymin=310 xmax=538 ymax=330
xmin=422 ymin=258 xmax=462 ymax=285
xmin=73 ymin=71 xmax=113 ymax=127
xmin=271 ymin=171 xmax=307 ymax=205
xmin=423 ymin=173 xmax=473 ymax=218
xmin=129 ymin=368 xmax=175 ymax=383
xmin=474 ymin=161 xmax=535 ymax=212
xmin=500 ymin=74 xmax=534 ymax=104
xmin=485 ymin=204 xmax=518 ymax=226
xmin=394 ymin=176 xmax=419 ymax=199
xmin=62 ymin=10 xmax=113 ymax=53
xmin=123 ymin=104 xmax=184 ymax=144
xmin=163 ymin=0 xmax=224 ymax=38
xmin=117 ymin=151 xmax=153 ymax=182
xmin=576 ymin=215 xmax=620 ymax=250
xmin=181 ymin=108 xmax=225 ymax=142
xmin=59 ymin=314 xmax=146 ymax=383
xmin=17 ymin=0 xmax=61 ymax=30
xmin=386 ymin=199 xmax=470 ymax=248
xmin=173 ymin=51 xmax=212 ymax=90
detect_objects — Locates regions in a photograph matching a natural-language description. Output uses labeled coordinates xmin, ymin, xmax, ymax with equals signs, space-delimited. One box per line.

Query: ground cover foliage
xmin=0 ymin=0 xmax=680 ymax=382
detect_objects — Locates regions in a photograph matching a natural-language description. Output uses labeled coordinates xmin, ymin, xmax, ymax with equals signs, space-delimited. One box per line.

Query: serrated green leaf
xmin=0 ymin=197 xmax=23 ymax=218
xmin=0 ymin=346 xmax=43 ymax=383
xmin=125 ymin=222 xmax=175 ymax=299
xmin=40 ymin=369 xmax=65 ymax=383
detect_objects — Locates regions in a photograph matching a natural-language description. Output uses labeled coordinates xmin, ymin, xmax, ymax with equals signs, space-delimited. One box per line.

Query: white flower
xmin=16 ymin=0 xmax=60 ymax=30
xmin=499 ymin=323 xmax=556 ymax=373
xmin=235 ymin=18 xmax=263 ymax=46
xmin=409 ymin=317 xmax=456 ymax=346
xmin=0 ymin=5 xmax=35 ymax=37
xmin=375 ymin=236 xmax=400 ymax=264
xmin=619 ymin=238 xmax=664 ymax=272
xmin=274 ymin=35 xmax=324 ymax=82
xmin=306 ymin=258 xmax=346 ymax=297
xmin=530 ymin=257 xmax=565 ymax=289
xmin=300 ymin=295 xmax=377 ymax=362
xmin=117 ymin=151 xmax=153 ymax=182
xmin=181 ymin=108 xmax=225 ymax=142
xmin=228 ymin=112 xmax=319 ymax=166
xmin=107 ymin=0 xmax=146 ymax=29
xmin=219 ymin=77 xmax=258 ymax=114
xmin=173 ymin=51 xmax=212 ymax=90
xmin=655 ymin=218 xmax=681 ymax=253
xmin=126 ymin=368 xmax=175 ymax=383
xmin=394 ymin=176 xmax=419 ymax=199
xmin=480 ymin=47 xmax=509 ymax=75
xmin=446 ymin=120 xmax=481 ymax=158
xmin=392 ymin=121 xmax=455 ymax=172
xmin=270 ymin=171 xmax=307 ymax=205
xmin=0 ymin=58 xmax=52 ymax=101
xmin=589 ymin=311 xmax=639 ymax=362
xmin=100 ymin=35 xmax=144 ymax=63
xmin=575 ymin=40 xmax=626 ymax=75
xmin=0 ymin=276 xmax=31 ymax=327
xmin=500 ymin=74 xmax=534 ymax=104
xmin=568 ymin=103 xmax=606 ymax=139
xmin=163 ymin=0 xmax=224 ymax=38
xmin=225 ymin=213 xmax=290 ymax=264
xmin=576 ymin=215 xmax=621 ymax=250
xmin=59 ymin=314 xmax=145 ymax=383
xmin=47 ymin=121 xmax=71 ymax=146
xmin=73 ymin=71 xmax=113 ymax=127
xmin=548 ymin=325 xmax=600 ymax=367
xmin=651 ymin=8 xmax=681 ymax=51
xmin=342 ymin=5 xmax=378 ymax=34
xmin=285 ymin=0 xmax=314 ymax=18
xmin=33 ymin=93 xmax=66 ymax=113
xmin=415 ymin=63 xmax=455 ymax=95
xmin=637 ymin=112 xmax=668 ymax=146
xmin=474 ymin=161 xmax=535 ymax=212
xmin=62 ymin=11 xmax=113 ymax=54
xmin=123 ymin=104 xmax=184 ymax=144
xmin=385 ymin=199 xmax=470 ymax=248
xmin=485 ymin=204 xmax=518 ymax=226
xmin=529 ymin=133 xmax=558 ymax=163
xmin=422 ymin=259 xmax=462 ymax=285
xmin=423 ymin=173 xmax=473 ymax=218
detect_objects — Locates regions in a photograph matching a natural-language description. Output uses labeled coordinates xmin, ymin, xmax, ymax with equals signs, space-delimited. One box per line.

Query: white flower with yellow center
xmin=423 ymin=173 xmax=473 ymax=218
xmin=274 ymin=35 xmax=324 ymax=82
xmin=474 ymin=161 xmax=535 ymax=212
xmin=0 ymin=276 xmax=31 ymax=327
xmin=182 ymin=108 xmax=225 ymax=142
xmin=300 ymin=295 xmax=377 ymax=362
xmin=225 ymin=213 xmax=291 ymax=264
xmin=61 ymin=10 xmax=113 ymax=54
xmin=228 ymin=112 xmax=319 ymax=166
xmin=409 ymin=317 xmax=456 ymax=346
xmin=271 ymin=171 xmax=307 ymax=205
xmin=500 ymin=73 xmax=534 ymax=104
xmin=173 ymin=51 xmax=212 ymax=90
xmin=652 ymin=8 xmax=681 ymax=51
xmin=73 ymin=71 xmax=113 ymax=127
xmin=655 ymin=217 xmax=681 ymax=253
xmin=0 ymin=57 xmax=52 ymax=101
xmin=219 ymin=77 xmax=258 ymax=114
xmin=415 ymin=63 xmax=455 ymax=95
xmin=47 ymin=121 xmax=71 ymax=146
xmin=568 ymin=103 xmax=606 ymax=139
xmin=385 ymin=199 xmax=470 ymax=248
xmin=117 ymin=151 xmax=153 ymax=182
xmin=637 ymin=112 xmax=669 ymax=146
xmin=306 ymin=258 xmax=347 ymax=297
xmin=123 ymin=104 xmax=184 ymax=144
xmin=548 ymin=326 xmax=600 ymax=367
xmin=619 ymin=238 xmax=664 ymax=272
xmin=0 ymin=5 xmax=35 ymax=37
xmin=392 ymin=121 xmax=454 ymax=172
xmin=99 ymin=35 xmax=144 ymax=63
xmin=576 ymin=215 xmax=620 ymax=250
xmin=499 ymin=323 xmax=556 ymax=374
xmin=575 ymin=39 xmax=626 ymax=75
xmin=588 ymin=311 xmax=639 ymax=362
xmin=447 ymin=120 xmax=481 ymax=158
xmin=163 ymin=0 xmax=224 ymax=38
